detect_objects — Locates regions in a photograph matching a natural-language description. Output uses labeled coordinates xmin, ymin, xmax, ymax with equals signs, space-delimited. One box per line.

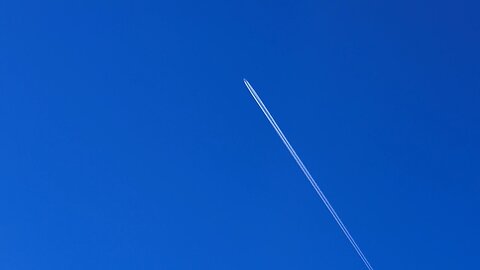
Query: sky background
xmin=1 ymin=0 xmax=479 ymax=269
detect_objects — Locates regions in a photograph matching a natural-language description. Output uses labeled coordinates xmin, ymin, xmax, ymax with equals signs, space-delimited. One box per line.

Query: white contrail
xmin=243 ymin=79 xmax=374 ymax=270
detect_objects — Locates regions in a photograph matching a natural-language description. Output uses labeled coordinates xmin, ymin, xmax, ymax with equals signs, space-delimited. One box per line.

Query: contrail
xmin=243 ymin=79 xmax=374 ymax=270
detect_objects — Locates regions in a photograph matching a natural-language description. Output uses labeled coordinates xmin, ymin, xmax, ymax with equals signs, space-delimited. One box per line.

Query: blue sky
xmin=1 ymin=0 xmax=479 ymax=269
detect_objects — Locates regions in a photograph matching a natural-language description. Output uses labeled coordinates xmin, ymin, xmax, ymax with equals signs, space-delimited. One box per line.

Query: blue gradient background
xmin=1 ymin=1 xmax=479 ymax=269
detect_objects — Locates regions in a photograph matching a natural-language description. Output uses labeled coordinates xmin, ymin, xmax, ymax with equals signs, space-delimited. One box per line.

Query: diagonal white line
xmin=244 ymin=79 xmax=374 ymax=270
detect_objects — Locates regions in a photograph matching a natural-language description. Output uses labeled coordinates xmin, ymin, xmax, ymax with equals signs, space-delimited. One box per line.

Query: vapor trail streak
xmin=243 ymin=79 xmax=374 ymax=270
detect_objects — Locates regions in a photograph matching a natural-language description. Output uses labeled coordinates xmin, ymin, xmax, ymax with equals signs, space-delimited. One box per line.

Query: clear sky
xmin=1 ymin=0 xmax=479 ymax=269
